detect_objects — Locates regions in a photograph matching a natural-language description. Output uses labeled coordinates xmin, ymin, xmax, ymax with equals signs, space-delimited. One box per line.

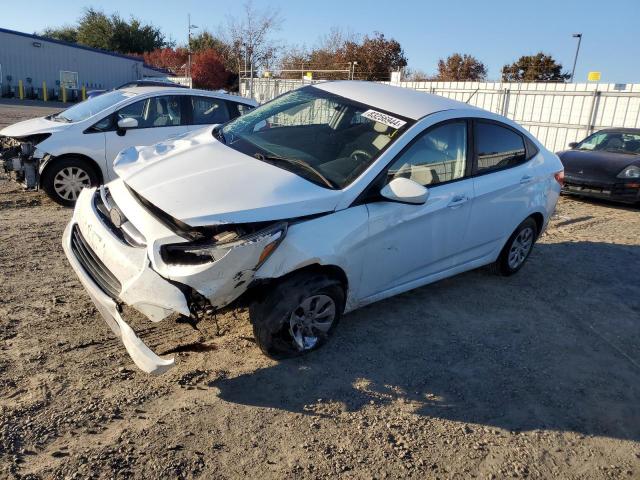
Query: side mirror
xmin=380 ymin=177 xmax=429 ymax=205
xmin=117 ymin=117 xmax=138 ymax=133
xmin=568 ymin=142 xmax=578 ymax=149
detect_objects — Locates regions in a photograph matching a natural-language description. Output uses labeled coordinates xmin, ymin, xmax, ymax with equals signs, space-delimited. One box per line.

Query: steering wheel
xmin=350 ymin=149 xmax=373 ymax=163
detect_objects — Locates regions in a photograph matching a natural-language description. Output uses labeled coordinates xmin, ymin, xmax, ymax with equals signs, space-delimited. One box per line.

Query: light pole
xmin=187 ymin=14 xmax=198 ymax=87
xmin=570 ymin=33 xmax=582 ymax=83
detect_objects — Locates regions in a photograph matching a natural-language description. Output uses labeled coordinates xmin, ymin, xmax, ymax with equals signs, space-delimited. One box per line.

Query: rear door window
xmin=191 ymin=96 xmax=230 ymax=125
xmin=474 ymin=121 xmax=526 ymax=173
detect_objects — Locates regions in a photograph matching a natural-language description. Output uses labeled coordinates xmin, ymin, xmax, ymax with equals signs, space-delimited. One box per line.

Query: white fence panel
xmin=241 ymin=79 xmax=640 ymax=152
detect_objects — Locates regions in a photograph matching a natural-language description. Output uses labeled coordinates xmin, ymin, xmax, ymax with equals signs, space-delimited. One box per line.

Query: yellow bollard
xmin=42 ymin=81 xmax=48 ymax=101
xmin=18 ymin=80 xmax=24 ymax=100
xmin=82 ymin=85 xmax=86 ymax=101
xmin=61 ymin=86 xmax=67 ymax=103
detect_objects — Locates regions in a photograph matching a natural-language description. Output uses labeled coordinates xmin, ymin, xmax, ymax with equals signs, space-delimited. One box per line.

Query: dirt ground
xmin=1 ymin=101 xmax=639 ymax=479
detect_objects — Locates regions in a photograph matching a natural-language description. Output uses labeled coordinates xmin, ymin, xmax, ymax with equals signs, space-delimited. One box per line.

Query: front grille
xmin=70 ymin=224 xmax=122 ymax=299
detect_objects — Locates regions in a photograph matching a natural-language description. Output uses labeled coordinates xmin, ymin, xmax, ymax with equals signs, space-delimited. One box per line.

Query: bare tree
xmin=223 ymin=0 xmax=283 ymax=93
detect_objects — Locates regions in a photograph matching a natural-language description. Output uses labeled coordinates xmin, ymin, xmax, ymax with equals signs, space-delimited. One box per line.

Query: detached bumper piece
xmin=62 ymin=221 xmax=175 ymax=375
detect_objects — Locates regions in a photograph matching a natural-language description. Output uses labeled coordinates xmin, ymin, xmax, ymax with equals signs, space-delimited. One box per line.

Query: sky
xmin=3 ymin=0 xmax=639 ymax=83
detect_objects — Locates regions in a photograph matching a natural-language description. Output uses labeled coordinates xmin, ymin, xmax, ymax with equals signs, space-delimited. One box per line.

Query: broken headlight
xmin=160 ymin=222 xmax=287 ymax=266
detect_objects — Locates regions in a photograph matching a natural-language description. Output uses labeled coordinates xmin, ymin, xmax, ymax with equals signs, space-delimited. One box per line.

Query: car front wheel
xmin=41 ymin=157 xmax=99 ymax=207
xmin=249 ymin=272 xmax=345 ymax=359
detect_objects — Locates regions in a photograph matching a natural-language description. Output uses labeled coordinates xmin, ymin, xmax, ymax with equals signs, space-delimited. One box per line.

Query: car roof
xmin=118 ymin=86 xmax=257 ymax=105
xmin=314 ymin=80 xmax=476 ymax=120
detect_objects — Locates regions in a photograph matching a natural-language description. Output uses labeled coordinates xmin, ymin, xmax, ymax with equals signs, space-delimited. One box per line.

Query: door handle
xmin=447 ymin=195 xmax=469 ymax=208
xmin=520 ymin=175 xmax=533 ymax=184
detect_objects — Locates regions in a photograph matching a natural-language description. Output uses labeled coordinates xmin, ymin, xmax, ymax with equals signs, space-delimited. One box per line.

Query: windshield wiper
xmin=254 ymin=153 xmax=336 ymax=189
xmin=54 ymin=115 xmax=72 ymax=123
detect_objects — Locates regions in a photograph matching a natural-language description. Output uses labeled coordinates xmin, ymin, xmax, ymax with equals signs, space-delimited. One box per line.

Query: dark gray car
xmin=558 ymin=128 xmax=640 ymax=204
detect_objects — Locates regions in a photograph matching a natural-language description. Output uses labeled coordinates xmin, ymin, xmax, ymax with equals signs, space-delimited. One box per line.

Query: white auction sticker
xmin=361 ymin=109 xmax=407 ymax=129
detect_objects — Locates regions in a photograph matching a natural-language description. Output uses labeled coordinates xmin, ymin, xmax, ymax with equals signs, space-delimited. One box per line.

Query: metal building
xmin=0 ymin=27 xmax=167 ymax=100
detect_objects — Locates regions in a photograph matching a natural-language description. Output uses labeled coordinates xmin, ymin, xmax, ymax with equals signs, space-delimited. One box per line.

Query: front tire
xmin=249 ymin=273 xmax=345 ymax=359
xmin=491 ymin=217 xmax=538 ymax=276
xmin=41 ymin=157 xmax=99 ymax=207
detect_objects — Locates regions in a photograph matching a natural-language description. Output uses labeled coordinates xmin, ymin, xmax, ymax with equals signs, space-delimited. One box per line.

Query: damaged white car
xmin=0 ymin=86 xmax=256 ymax=206
xmin=62 ymin=81 xmax=564 ymax=374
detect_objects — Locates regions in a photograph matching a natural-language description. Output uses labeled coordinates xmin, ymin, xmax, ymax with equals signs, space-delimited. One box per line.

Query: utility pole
xmin=570 ymin=33 xmax=582 ymax=83
xmin=187 ymin=14 xmax=198 ymax=87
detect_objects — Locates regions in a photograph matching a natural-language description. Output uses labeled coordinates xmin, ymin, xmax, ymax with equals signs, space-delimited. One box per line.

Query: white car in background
xmin=0 ymin=86 xmax=257 ymax=205
xmin=62 ymin=81 xmax=564 ymax=374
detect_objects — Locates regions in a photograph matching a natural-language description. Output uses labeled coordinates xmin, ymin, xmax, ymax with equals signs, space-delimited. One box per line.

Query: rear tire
xmin=249 ymin=272 xmax=345 ymax=359
xmin=491 ymin=217 xmax=538 ymax=276
xmin=41 ymin=157 xmax=99 ymax=207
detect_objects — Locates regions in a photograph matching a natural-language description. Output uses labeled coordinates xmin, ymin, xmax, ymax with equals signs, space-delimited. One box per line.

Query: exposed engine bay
xmin=0 ymin=134 xmax=51 ymax=189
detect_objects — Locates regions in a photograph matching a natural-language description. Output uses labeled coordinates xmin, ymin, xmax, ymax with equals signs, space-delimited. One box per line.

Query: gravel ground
xmin=1 ymin=102 xmax=639 ymax=479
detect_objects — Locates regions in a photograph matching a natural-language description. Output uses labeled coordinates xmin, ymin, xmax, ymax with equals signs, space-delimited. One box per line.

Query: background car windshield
xmin=577 ymin=131 xmax=640 ymax=154
xmin=55 ymin=90 xmax=136 ymax=123
xmin=221 ymin=87 xmax=412 ymax=188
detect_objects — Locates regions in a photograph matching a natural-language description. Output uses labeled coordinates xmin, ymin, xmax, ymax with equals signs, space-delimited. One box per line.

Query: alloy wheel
xmin=288 ymin=294 xmax=336 ymax=351
xmin=508 ymin=226 xmax=534 ymax=269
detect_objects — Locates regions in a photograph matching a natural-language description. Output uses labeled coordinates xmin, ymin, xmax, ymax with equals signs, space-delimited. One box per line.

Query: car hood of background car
xmin=559 ymin=149 xmax=640 ymax=178
xmin=113 ymin=128 xmax=344 ymax=226
xmin=0 ymin=116 xmax=68 ymax=138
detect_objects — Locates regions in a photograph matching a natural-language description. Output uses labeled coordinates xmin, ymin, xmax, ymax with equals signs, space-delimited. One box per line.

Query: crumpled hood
xmin=0 ymin=116 xmax=68 ymax=138
xmin=114 ymin=127 xmax=343 ymax=226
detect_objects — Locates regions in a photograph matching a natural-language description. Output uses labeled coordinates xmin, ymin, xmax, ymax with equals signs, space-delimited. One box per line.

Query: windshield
xmin=52 ymin=90 xmax=138 ymax=123
xmin=220 ymin=86 xmax=413 ymax=189
xmin=576 ymin=131 xmax=640 ymax=155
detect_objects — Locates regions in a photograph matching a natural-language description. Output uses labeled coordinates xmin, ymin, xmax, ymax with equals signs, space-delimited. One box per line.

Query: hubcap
xmin=508 ymin=226 xmax=534 ymax=269
xmin=53 ymin=167 xmax=91 ymax=201
xmin=288 ymin=294 xmax=336 ymax=351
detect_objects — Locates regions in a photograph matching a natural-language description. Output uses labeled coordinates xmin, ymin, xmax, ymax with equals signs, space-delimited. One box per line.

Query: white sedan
xmin=62 ymin=81 xmax=564 ymax=373
xmin=0 ymin=86 xmax=257 ymax=205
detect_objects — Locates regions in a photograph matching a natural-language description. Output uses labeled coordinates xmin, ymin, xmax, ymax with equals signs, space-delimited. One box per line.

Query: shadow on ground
xmin=213 ymin=241 xmax=640 ymax=441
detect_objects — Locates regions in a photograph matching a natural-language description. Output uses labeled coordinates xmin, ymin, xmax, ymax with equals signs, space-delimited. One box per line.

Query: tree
xmin=223 ymin=0 xmax=283 ymax=76
xmin=191 ymin=49 xmax=234 ymax=90
xmin=189 ymin=31 xmax=236 ymax=72
xmin=404 ymin=68 xmax=433 ymax=82
xmin=436 ymin=53 xmax=487 ymax=81
xmin=350 ymin=32 xmax=407 ymax=81
xmin=40 ymin=25 xmax=78 ymax=43
xmin=279 ymin=29 xmax=407 ymax=81
xmin=141 ymin=48 xmax=189 ymax=75
xmin=502 ymin=53 xmax=570 ymax=82
xmin=41 ymin=8 xmax=171 ymax=54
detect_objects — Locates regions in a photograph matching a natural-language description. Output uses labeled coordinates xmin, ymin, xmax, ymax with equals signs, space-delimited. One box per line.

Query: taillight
xmin=554 ymin=171 xmax=565 ymax=187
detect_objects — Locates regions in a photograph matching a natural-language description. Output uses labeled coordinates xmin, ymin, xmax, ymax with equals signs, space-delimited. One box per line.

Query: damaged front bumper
xmin=62 ymin=182 xmax=286 ymax=374
xmin=62 ymin=227 xmax=176 ymax=374
xmin=62 ymin=187 xmax=192 ymax=374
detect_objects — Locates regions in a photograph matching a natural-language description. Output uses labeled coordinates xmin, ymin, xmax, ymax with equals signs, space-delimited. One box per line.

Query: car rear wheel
xmin=249 ymin=272 xmax=345 ymax=359
xmin=491 ymin=217 xmax=538 ymax=276
xmin=41 ymin=157 xmax=99 ymax=207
